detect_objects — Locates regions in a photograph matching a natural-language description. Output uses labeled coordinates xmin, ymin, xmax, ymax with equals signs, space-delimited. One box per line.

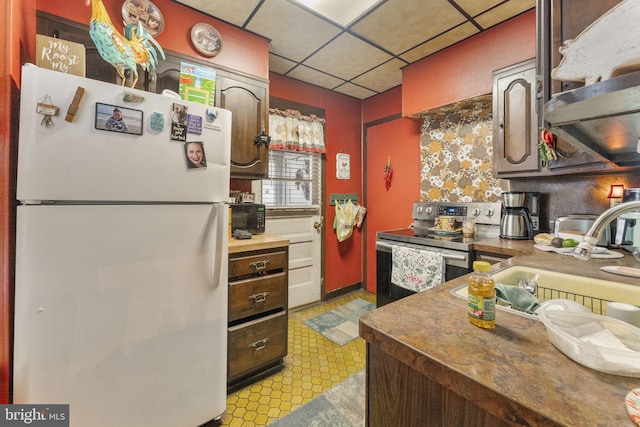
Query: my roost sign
xmin=36 ymin=34 xmax=85 ymax=77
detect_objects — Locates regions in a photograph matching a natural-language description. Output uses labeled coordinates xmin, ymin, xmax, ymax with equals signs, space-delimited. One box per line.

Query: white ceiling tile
xmin=400 ymin=22 xmax=479 ymax=63
xmin=474 ymin=1 xmax=536 ymax=29
xmin=350 ymin=0 xmax=466 ymax=54
xmin=178 ymin=0 xmax=536 ymax=98
xmin=174 ymin=0 xmax=261 ymax=27
xmin=303 ymin=32 xmax=392 ymax=80
xmin=351 ymin=59 xmax=404 ymax=93
xmin=333 ymin=82 xmax=377 ymax=100
xmin=269 ymin=54 xmax=298 ymax=74
xmin=289 ymin=0 xmax=385 ymax=27
xmin=247 ymin=0 xmax=342 ymax=62
xmin=453 ymin=0 xmax=505 ymax=18
xmin=286 ymin=65 xmax=346 ymax=90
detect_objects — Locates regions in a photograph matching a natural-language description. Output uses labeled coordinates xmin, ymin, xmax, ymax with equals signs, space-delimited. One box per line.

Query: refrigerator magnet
xmin=171 ymin=123 xmax=186 ymax=141
xmin=65 ymin=87 xmax=85 ymax=123
xmin=149 ymin=112 xmax=164 ymax=132
xmin=95 ymin=102 xmax=143 ymax=135
xmin=204 ymin=109 xmax=221 ymax=130
xmin=186 ymin=114 xmax=202 ymax=135
xmin=184 ymin=141 xmax=207 ymax=169
xmin=171 ymin=103 xmax=188 ymax=125
xmin=36 ymin=95 xmax=58 ymax=127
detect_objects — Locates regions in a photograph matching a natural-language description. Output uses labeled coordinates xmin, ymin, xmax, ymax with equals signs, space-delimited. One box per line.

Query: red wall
xmin=403 ymin=9 xmax=536 ymax=115
xmin=36 ymin=0 xmax=269 ymax=80
xmin=270 ymin=73 xmax=363 ymax=293
xmin=363 ymin=118 xmax=421 ymax=292
xmin=362 ymin=86 xmax=402 ymax=123
xmin=360 ymin=11 xmax=536 ymax=292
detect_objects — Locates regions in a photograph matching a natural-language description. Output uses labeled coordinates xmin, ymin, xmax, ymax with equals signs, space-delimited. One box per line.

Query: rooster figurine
xmin=85 ymin=0 xmax=165 ymax=87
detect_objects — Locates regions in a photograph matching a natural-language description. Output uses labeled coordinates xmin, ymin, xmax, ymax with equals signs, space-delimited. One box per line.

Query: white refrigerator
xmin=14 ymin=64 xmax=230 ymax=426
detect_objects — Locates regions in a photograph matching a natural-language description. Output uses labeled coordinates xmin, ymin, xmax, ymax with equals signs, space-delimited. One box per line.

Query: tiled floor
xmin=220 ymin=289 xmax=376 ymax=427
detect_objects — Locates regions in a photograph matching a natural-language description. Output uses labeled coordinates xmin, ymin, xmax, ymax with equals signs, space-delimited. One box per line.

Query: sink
xmin=452 ymin=266 xmax=640 ymax=316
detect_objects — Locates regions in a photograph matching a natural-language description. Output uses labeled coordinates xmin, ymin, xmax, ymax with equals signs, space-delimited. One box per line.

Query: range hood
xmin=543 ymin=70 xmax=640 ymax=167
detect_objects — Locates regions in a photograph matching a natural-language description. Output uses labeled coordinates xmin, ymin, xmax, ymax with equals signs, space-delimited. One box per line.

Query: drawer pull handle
xmin=249 ymin=291 xmax=270 ymax=303
xmin=248 ymin=338 xmax=270 ymax=351
xmin=249 ymin=259 xmax=270 ymax=271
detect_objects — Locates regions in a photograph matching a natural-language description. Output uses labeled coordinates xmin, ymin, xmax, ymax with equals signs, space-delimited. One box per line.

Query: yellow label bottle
xmin=468 ymin=261 xmax=495 ymax=329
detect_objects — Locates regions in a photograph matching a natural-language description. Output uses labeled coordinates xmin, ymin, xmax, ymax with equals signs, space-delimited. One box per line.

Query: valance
xmin=269 ymin=108 xmax=326 ymax=153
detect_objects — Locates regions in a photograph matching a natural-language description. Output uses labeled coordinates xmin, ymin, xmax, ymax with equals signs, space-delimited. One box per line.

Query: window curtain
xmin=269 ymin=108 xmax=326 ymax=153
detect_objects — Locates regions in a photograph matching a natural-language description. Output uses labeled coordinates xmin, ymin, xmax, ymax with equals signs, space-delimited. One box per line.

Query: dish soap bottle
xmin=467 ymin=261 xmax=495 ymax=329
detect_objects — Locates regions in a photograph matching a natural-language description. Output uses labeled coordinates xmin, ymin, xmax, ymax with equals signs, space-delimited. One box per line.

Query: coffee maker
xmin=524 ymin=192 xmax=541 ymax=236
xmin=614 ymin=188 xmax=640 ymax=249
xmin=500 ymin=192 xmax=533 ymax=240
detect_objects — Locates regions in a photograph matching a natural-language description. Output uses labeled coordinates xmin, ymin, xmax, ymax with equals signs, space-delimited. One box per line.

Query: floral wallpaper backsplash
xmin=413 ymin=94 xmax=508 ymax=203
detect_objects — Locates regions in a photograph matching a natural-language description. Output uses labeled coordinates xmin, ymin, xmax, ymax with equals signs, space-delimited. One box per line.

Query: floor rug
xmin=269 ymin=370 xmax=365 ymax=427
xmin=303 ymin=298 xmax=376 ymax=345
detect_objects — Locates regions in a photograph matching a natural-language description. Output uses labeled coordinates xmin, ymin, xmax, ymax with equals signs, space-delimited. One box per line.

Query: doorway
xmin=260 ymin=149 xmax=325 ymax=309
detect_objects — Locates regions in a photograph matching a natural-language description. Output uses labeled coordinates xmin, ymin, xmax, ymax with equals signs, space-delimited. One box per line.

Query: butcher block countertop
xmin=228 ymin=233 xmax=289 ymax=254
xmin=360 ymin=239 xmax=640 ymax=426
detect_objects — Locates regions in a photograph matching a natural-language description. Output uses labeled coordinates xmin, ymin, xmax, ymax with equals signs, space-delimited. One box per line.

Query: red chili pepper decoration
xmin=539 ymin=129 xmax=558 ymax=166
xmin=541 ymin=129 xmax=555 ymax=147
xmin=383 ymin=156 xmax=393 ymax=190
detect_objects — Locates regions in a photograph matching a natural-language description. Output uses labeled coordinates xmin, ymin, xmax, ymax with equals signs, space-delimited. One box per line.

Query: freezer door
xmin=17 ymin=65 xmax=231 ymax=203
xmin=14 ymin=204 xmax=228 ymax=427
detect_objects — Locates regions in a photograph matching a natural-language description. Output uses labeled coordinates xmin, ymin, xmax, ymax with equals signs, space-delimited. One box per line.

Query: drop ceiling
xmin=175 ymin=0 xmax=535 ymax=100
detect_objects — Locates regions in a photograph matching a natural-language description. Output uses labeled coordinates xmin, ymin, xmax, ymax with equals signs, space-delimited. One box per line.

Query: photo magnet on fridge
xmin=170 ymin=102 xmax=188 ymax=140
xmin=184 ymin=141 xmax=207 ymax=169
xmin=95 ymin=102 xmax=143 ymax=135
xmin=171 ymin=102 xmax=188 ymax=125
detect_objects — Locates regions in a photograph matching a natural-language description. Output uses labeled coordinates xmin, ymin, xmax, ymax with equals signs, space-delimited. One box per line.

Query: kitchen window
xmin=261 ymin=149 xmax=321 ymax=207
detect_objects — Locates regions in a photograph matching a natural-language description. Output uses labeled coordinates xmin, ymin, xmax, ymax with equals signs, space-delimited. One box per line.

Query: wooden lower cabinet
xmin=227 ymin=241 xmax=288 ymax=390
xmin=228 ymin=312 xmax=287 ymax=383
xmin=366 ymin=345 xmax=511 ymax=427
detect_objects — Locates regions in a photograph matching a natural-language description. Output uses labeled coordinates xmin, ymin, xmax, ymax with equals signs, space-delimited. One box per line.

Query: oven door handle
xmin=376 ymin=241 xmax=467 ymax=261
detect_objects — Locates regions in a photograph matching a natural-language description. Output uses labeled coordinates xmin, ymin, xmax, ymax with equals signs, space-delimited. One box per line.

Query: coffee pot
xmin=500 ymin=192 xmax=533 ymax=240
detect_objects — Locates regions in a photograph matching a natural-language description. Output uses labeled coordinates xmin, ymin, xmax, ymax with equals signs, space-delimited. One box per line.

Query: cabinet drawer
xmin=228 ymin=311 xmax=287 ymax=382
xmin=229 ymin=249 xmax=287 ymax=278
xmin=229 ymin=272 xmax=287 ymax=322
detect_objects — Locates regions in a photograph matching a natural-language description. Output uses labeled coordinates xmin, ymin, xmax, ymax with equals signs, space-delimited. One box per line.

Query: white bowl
xmin=536 ymin=299 xmax=590 ymax=314
xmin=538 ymin=310 xmax=640 ymax=377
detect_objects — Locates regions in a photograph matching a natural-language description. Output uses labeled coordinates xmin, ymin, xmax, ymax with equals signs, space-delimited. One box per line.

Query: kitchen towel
xmin=391 ymin=245 xmax=444 ymax=292
xmin=495 ymin=283 xmax=541 ymax=314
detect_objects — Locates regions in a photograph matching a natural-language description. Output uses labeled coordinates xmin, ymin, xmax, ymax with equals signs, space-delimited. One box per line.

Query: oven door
xmin=375 ymin=239 xmax=472 ymax=308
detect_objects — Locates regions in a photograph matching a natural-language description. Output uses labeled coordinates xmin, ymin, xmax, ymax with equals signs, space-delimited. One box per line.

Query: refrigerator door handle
xmin=211 ymin=204 xmax=225 ymax=288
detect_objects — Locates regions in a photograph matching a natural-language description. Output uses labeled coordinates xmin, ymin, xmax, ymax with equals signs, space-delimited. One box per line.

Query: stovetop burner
xmin=376 ymin=201 xmax=503 ymax=252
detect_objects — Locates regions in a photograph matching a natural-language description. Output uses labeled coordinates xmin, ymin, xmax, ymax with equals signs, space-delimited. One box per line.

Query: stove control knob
xmin=416 ymin=206 xmax=423 ymax=214
xmin=471 ymin=208 xmax=481 ymax=216
xmin=484 ymin=208 xmax=495 ymax=217
xmin=425 ymin=206 xmax=433 ymax=214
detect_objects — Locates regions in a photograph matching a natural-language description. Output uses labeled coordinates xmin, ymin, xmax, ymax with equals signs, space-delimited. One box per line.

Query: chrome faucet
xmin=573 ymin=201 xmax=640 ymax=260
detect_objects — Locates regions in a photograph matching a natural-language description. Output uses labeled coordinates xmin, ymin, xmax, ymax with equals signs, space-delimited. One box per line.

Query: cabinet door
xmin=216 ymin=75 xmax=269 ymax=179
xmin=493 ymin=59 xmax=540 ymax=176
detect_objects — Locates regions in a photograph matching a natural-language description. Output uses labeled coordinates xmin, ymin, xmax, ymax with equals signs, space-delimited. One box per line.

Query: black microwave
xmin=229 ymin=203 xmax=266 ymax=234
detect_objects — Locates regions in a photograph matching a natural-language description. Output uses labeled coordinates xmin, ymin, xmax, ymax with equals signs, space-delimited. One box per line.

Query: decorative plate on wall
xmin=122 ymin=0 xmax=165 ymax=36
xmin=191 ymin=23 xmax=223 ymax=57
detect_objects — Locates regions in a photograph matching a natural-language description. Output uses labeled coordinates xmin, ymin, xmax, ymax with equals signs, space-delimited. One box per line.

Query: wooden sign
xmin=36 ymin=34 xmax=85 ymax=77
